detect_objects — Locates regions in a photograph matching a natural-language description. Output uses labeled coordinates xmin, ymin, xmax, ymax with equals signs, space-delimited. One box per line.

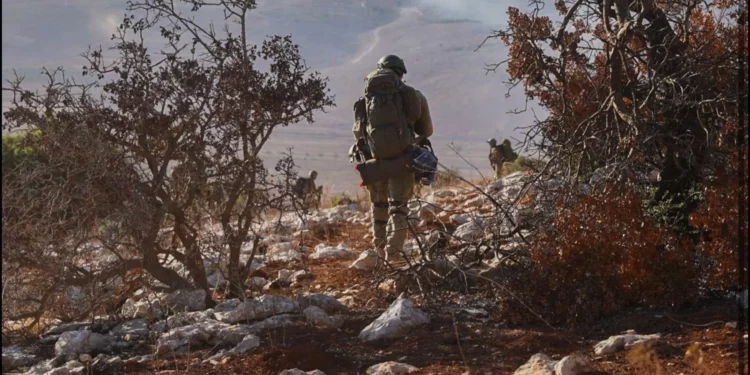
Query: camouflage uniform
xmin=488 ymin=139 xmax=505 ymax=179
xmin=294 ymin=171 xmax=322 ymax=210
xmin=359 ymin=55 xmax=433 ymax=260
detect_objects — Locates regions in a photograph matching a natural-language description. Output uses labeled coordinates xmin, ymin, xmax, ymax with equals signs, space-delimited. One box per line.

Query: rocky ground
xmin=2 ymin=173 xmax=747 ymax=375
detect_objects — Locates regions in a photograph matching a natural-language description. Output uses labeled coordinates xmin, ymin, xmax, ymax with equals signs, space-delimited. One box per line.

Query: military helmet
xmin=309 ymin=170 xmax=317 ymax=179
xmin=487 ymin=138 xmax=497 ymax=146
xmin=377 ymin=54 xmax=407 ymax=74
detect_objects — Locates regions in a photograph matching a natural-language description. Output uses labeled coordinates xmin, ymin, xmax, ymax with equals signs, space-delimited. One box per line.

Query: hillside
xmin=2 ymin=176 xmax=744 ymax=375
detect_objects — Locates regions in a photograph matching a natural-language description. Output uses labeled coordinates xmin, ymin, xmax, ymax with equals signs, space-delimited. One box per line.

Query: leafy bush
xmin=503 ymin=186 xmax=699 ymax=325
xmin=502 ymin=155 xmax=543 ymax=175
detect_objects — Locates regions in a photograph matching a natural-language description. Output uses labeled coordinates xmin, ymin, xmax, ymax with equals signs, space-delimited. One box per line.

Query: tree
xmin=481 ymin=0 xmax=747 ymax=234
xmin=2 ymin=0 xmax=333 ymax=325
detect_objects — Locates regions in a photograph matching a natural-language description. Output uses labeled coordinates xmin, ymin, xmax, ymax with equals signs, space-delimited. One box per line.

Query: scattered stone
xmin=110 ymin=319 xmax=150 ymax=340
xmin=165 ymin=309 xmax=215 ymax=330
xmin=43 ymin=322 xmax=90 ymax=337
xmin=459 ymin=308 xmax=490 ymax=319
xmin=90 ymin=355 xmax=123 ymax=373
xmin=452 ymin=219 xmax=485 ymax=242
xmin=244 ymin=314 xmax=300 ymax=334
xmin=279 ymin=369 xmax=327 ymax=375
xmin=350 ymin=250 xmax=379 ymax=271
xmin=248 ymin=277 xmax=268 ymax=290
xmin=297 ymin=293 xmax=348 ymax=314
xmin=291 ymin=270 xmax=313 ymax=283
xmin=594 ymin=332 xmax=661 ymax=355
xmin=228 ymin=334 xmax=260 ymax=355
xmin=303 ymin=306 xmax=345 ymax=329
xmin=433 ymin=190 xmax=456 ymax=198
xmin=2 ymin=346 xmax=37 ymax=372
xmin=214 ymin=294 xmax=298 ymax=324
xmin=310 ymin=243 xmax=356 ymax=260
xmin=366 ymin=361 xmax=419 ymax=374
xmin=214 ymin=298 xmax=241 ymax=312
xmin=513 ymin=353 xmax=555 ymax=375
xmin=164 ymin=289 xmax=206 ymax=313
xmin=155 ymin=320 xmax=252 ymax=355
xmin=277 ymin=269 xmax=294 ymax=282
xmin=554 ymin=355 xmax=591 ymax=375
xmin=43 ymin=367 xmax=72 ymax=375
xmin=24 ymin=356 xmax=66 ymax=375
xmin=124 ymin=354 xmax=154 ymax=365
xmin=55 ymin=331 xmax=113 ymax=360
xmin=40 ymin=335 xmax=62 ymax=345
xmin=121 ymin=298 xmax=164 ymax=320
xmin=338 ymin=296 xmax=356 ymax=308
xmin=359 ymin=293 xmax=430 ymax=342
xmin=267 ymin=243 xmax=304 ymax=263
xmin=463 ymin=196 xmax=484 ymax=208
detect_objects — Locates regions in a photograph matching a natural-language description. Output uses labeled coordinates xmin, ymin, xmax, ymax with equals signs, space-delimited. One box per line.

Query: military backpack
xmin=353 ymin=69 xmax=420 ymax=160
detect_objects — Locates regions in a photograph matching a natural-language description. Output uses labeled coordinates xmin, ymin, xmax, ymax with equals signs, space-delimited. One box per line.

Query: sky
xmin=1 ymin=0 xmax=551 ymax=192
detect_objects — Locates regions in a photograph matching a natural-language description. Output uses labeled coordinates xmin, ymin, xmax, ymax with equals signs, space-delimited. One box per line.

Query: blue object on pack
xmin=410 ymin=144 xmax=438 ymax=186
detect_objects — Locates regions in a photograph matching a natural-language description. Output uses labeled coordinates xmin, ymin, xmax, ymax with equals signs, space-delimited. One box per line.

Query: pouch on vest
xmin=354 ymin=152 xmax=413 ymax=186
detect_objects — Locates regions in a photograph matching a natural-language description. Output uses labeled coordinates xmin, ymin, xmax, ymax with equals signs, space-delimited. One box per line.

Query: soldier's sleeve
xmin=414 ymin=90 xmax=433 ymax=138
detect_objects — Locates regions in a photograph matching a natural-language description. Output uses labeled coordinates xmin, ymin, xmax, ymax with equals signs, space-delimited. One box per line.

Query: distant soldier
xmin=488 ymin=138 xmax=518 ymax=178
xmin=293 ymin=170 xmax=323 ymax=209
xmin=488 ymin=138 xmax=505 ymax=179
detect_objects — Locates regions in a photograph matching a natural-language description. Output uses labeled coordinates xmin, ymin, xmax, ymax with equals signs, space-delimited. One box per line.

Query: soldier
xmin=353 ymin=54 xmax=433 ymax=262
xmin=488 ymin=138 xmax=505 ymax=179
xmin=293 ymin=170 xmax=323 ymax=210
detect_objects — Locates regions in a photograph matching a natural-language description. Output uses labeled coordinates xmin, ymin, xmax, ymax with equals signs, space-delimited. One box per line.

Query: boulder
xmin=164 ymin=289 xmax=206 ymax=313
xmin=359 ymin=294 xmax=430 ymax=342
xmin=55 ymin=331 xmax=114 ymax=360
xmin=366 ymin=361 xmax=419 ymax=374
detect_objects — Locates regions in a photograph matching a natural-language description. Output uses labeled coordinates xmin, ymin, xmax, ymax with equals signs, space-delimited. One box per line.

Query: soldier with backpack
xmin=352 ymin=54 xmax=433 ymax=262
xmin=488 ymin=138 xmax=517 ymax=179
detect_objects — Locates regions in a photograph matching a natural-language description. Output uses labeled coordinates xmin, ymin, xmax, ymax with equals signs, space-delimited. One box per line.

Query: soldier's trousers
xmin=493 ymin=162 xmax=504 ymax=179
xmin=366 ymin=172 xmax=415 ymax=258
